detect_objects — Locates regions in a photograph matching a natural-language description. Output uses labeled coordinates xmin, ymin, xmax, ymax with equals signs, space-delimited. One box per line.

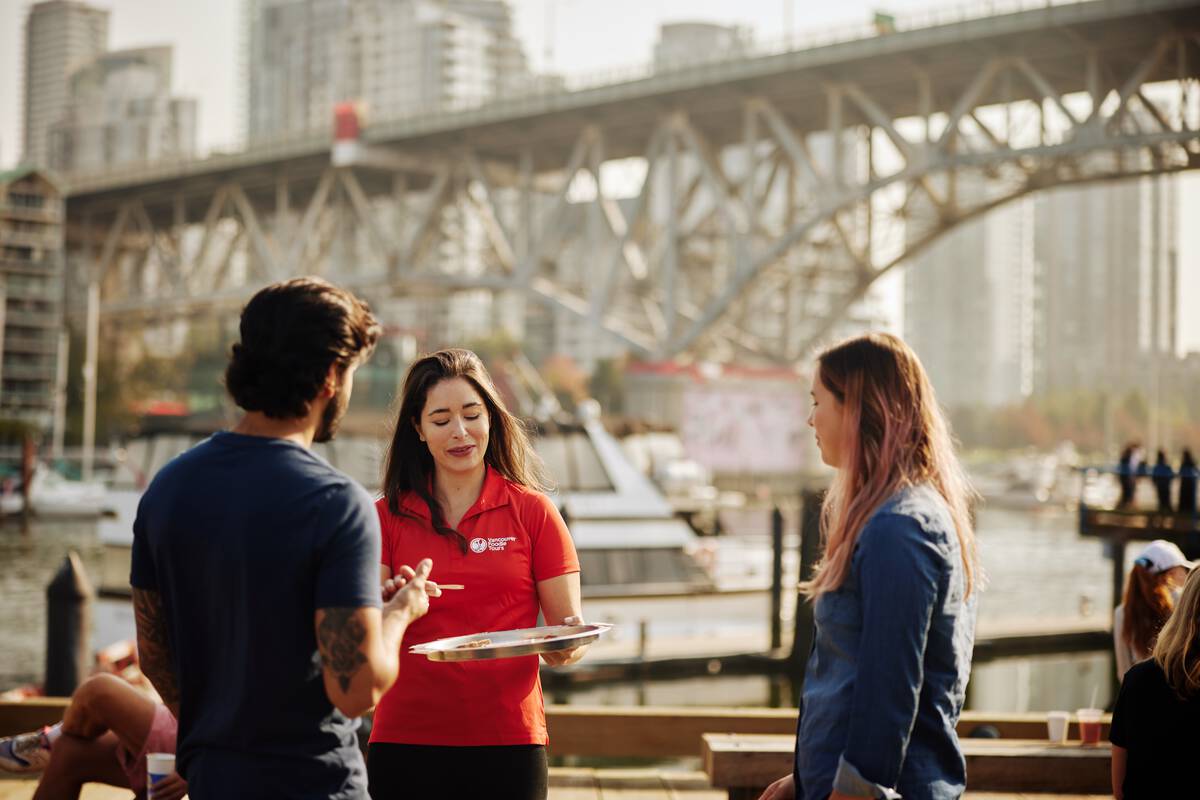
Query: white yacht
xmin=534 ymin=404 xmax=715 ymax=598
xmin=95 ymin=407 xmax=717 ymax=598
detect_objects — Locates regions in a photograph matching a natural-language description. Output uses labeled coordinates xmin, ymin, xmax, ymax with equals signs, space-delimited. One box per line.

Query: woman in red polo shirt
xmin=368 ymin=348 xmax=584 ymax=800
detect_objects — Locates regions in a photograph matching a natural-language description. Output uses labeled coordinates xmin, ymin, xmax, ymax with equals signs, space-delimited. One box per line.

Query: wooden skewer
xmin=438 ymin=584 xmax=465 ymax=590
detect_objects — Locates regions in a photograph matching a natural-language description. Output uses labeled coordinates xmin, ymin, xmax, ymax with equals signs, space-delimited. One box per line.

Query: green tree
xmin=466 ymin=330 xmax=522 ymax=365
xmin=540 ymin=354 xmax=589 ymax=413
xmin=589 ymin=357 xmax=626 ymax=414
xmin=65 ymin=325 xmax=194 ymax=443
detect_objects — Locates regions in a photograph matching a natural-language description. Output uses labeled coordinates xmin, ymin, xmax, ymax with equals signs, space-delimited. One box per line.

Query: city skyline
xmin=1 ymin=0 xmax=1197 ymax=355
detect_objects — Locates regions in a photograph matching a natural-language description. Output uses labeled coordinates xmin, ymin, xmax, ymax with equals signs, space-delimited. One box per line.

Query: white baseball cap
xmin=1134 ymin=540 xmax=1197 ymax=574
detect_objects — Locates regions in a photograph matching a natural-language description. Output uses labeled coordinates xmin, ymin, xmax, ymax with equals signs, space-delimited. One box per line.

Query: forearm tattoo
xmin=132 ymin=588 xmax=181 ymax=713
xmin=316 ymin=608 xmax=367 ymax=693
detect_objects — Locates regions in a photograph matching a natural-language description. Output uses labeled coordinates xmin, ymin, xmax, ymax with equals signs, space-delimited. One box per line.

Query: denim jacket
xmin=794 ymin=484 xmax=978 ymax=800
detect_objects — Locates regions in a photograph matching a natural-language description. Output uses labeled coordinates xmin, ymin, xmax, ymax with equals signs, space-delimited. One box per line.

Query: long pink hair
xmin=800 ymin=333 xmax=980 ymax=599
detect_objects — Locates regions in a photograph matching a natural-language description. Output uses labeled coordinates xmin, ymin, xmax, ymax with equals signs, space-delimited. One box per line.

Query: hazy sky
xmin=1 ymin=0 xmax=1197 ymax=352
xmin=0 ymin=0 xmax=946 ymax=157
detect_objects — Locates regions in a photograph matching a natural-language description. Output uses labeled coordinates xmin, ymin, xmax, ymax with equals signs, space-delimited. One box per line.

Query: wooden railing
xmin=2 ymin=701 xmax=1110 ymax=754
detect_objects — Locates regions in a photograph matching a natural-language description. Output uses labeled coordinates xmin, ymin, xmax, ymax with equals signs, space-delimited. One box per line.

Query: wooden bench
xmin=545 ymin=706 xmax=798 ymax=758
xmin=702 ymin=734 xmax=1112 ymax=799
xmin=0 ymin=699 xmax=69 ymax=737
xmin=2 ymin=700 xmax=1113 ymax=755
xmin=542 ymin=706 xmax=1111 ymax=758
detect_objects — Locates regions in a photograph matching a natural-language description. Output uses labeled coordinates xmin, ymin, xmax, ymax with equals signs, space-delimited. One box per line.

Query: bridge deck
xmin=66 ymin=0 xmax=1200 ymax=209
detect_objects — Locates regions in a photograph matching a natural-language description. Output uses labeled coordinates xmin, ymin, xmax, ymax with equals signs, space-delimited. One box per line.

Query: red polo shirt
xmin=369 ymin=467 xmax=580 ymax=746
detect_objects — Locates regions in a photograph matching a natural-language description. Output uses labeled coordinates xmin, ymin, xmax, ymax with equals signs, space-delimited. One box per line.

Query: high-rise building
xmin=243 ymin=0 xmax=532 ymax=356
xmin=47 ymin=46 xmax=198 ymax=173
xmin=804 ymin=131 xmax=894 ymax=349
xmin=244 ymin=0 xmax=530 ymax=142
xmin=904 ymin=174 xmax=1035 ymax=409
xmin=531 ymin=200 xmax=631 ymax=371
xmin=653 ymin=22 xmax=752 ymax=71
xmin=22 ymin=0 xmax=110 ymax=167
xmin=0 ymin=167 xmax=64 ymax=432
xmin=244 ymin=0 xmax=344 ymax=141
xmin=1033 ymin=176 xmax=1178 ymax=395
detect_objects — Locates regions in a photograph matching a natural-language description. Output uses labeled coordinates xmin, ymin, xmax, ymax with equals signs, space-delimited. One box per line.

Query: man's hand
xmin=757 ymin=774 xmax=795 ymax=800
xmin=382 ymin=558 xmax=434 ymax=625
xmin=317 ymin=558 xmax=437 ymax=717
xmin=381 ymin=562 xmax=442 ymax=603
xmin=540 ymin=615 xmax=589 ymax=666
xmin=148 ymin=771 xmax=187 ymax=800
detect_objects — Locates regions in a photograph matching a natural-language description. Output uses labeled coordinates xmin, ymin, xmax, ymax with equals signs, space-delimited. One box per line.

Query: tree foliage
xmin=947 ymin=388 xmax=1200 ymax=457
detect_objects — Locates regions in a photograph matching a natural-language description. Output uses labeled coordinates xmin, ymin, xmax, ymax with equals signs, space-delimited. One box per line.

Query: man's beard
xmin=314 ymin=388 xmax=348 ymax=443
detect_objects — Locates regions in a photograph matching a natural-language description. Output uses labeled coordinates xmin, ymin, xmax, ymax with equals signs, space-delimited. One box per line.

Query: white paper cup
xmin=1046 ymin=710 xmax=1069 ymax=743
xmin=146 ymin=752 xmax=175 ymax=793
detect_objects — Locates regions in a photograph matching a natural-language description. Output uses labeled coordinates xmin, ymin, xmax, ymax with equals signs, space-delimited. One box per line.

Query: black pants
xmin=367 ymin=742 xmax=548 ymax=800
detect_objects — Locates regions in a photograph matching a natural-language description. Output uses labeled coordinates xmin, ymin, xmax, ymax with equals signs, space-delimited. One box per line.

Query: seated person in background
xmin=1110 ymin=567 xmax=1200 ymax=798
xmin=1113 ymin=539 xmax=1194 ymax=679
xmin=0 ymin=673 xmax=184 ymax=800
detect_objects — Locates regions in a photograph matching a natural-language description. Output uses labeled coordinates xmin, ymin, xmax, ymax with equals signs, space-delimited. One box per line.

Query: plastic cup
xmin=146 ymin=752 xmax=175 ymax=795
xmin=1046 ymin=710 xmax=1070 ymax=743
xmin=1076 ymin=708 xmax=1103 ymax=745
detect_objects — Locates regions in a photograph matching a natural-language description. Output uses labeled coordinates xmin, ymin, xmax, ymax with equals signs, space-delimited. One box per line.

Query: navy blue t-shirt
xmin=131 ymin=432 xmax=381 ymax=799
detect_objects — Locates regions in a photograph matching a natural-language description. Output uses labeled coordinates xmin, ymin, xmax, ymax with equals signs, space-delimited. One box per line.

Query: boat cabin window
xmin=534 ymin=432 xmax=613 ymax=492
xmin=577 ymin=547 xmax=704 ymax=590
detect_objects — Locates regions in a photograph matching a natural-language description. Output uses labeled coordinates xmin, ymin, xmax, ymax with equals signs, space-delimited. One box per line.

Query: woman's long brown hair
xmin=1123 ymin=563 xmax=1177 ymax=658
xmin=799 ymin=333 xmax=979 ymax=599
xmin=1153 ymin=568 xmax=1200 ymax=699
xmin=382 ymin=348 xmax=549 ymax=551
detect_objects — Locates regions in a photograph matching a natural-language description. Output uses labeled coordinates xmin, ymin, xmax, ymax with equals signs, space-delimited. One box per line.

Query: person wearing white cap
xmin=1113 ymin=539 xmax=1196 ymax=680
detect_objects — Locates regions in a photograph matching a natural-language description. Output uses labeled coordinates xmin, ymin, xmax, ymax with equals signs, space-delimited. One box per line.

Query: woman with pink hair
xmin=760 ymin=333 xmax=980 ymax=800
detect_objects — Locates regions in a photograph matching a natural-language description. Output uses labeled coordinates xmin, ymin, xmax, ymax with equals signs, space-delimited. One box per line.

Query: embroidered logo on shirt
xmin=469 ymin=535 xmax=517 ymax=553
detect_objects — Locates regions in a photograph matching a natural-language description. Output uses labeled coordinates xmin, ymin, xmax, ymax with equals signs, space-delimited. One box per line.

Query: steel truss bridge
xmin=61 ymin=0 xmax=1200 ymax=458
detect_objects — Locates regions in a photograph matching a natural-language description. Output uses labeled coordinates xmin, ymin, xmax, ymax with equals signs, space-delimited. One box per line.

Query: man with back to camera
xmin=131 ymin=277 xmax=434 ymax=798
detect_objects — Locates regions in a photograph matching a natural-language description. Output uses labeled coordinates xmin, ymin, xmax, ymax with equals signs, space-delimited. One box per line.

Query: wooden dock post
xmin=1108 ymin=537 xmax=1127 ymax=624
xmin=44 ymin=551 xmax=93 ymax=696
xmin=769 ymin=506 xmax=784 ymax=651
xmin=789 ymin=489 xmax=822 ymax=675
xmin=20 ymin=433 xmax=35 ymax=525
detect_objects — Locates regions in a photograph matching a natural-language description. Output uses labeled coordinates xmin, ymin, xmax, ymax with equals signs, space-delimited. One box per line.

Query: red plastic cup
xmin=1077 ymin=708 xmax=1103 ymax=745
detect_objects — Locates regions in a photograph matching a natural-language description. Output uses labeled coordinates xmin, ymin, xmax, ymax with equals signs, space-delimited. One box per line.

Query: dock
xmin=0 ymin=776 xmax=1115 ymax=800
xmin=1078 ymin=501 xmax=1200 ymax=615
xmin=2 ymin=702 xmax=1115 ymax=799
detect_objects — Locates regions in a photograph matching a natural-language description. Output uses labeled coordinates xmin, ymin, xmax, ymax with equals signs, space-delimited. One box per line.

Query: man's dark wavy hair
xmin=224 ymin=277 xmax=381 ymax=419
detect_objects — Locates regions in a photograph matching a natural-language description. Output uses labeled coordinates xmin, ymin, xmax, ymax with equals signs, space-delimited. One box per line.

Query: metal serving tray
xmin=409 ymin=623 xmax=613 ymax=662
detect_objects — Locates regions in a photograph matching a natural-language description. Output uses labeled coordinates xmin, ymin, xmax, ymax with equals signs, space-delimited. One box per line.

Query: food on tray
xmin=413 ymin=624 xmax=609 ymax=661
xmin=503 ymin=634 xmax=560 ymax=647
xmin=451 ymin=634 xmax=563 ymax=650
xmin=455 ymin=638 xmax=492 ymax=649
